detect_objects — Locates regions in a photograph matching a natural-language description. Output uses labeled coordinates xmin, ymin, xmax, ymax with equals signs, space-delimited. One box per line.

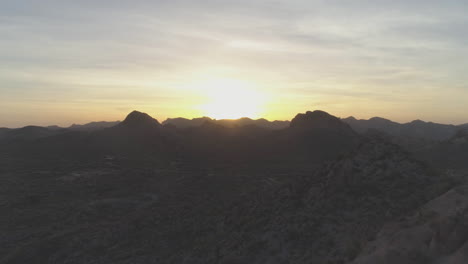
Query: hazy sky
xmin=1 ymin=0 xmax=468 ymax=127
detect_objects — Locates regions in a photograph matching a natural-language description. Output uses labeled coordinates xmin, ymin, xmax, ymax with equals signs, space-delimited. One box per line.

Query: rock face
xmin=352 ymin=186 xmax=468 ymax=264
xmin=282 ymin=136 xmax=450 ymax=263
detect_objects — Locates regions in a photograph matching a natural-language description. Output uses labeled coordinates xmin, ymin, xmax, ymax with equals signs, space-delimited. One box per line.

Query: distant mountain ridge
xmin=342 ymin=116 xmax=463 ymax=141
xmin=2 ymin=112 xmax=468 ymax=144
xmin=162 ymin=117 xmax=213 ymax=129
xmin=0 ymin=126 xmax=67 ymax=142
xmin=0 ymin=110 xmax=359 ymax=166
xmin=69 ymin=121 xmax=120 ymax=131
xmin=163 ymin=116 xmax=290 ymax=130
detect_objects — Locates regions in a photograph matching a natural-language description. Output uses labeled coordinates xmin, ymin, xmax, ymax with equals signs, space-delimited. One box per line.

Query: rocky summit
xmin=291 ymin=110 xmax=352 ymax=131
xmin=118 ymin=110 xmax=161 ymax=129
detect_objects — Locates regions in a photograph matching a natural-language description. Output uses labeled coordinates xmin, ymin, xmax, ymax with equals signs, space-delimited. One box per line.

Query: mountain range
xmin=342 ymin=116 xmax=466 ymax=141
xmin=1 ymin=110 xmax=468 ymax=264
xmin=3 ymin=113 xmax=467 ymax=143
xmin=163 ymin=116 xmax=290 ymax=130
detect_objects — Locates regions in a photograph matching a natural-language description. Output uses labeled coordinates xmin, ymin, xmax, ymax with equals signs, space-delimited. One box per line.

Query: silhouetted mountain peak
xmin=290 ymin=110 xmax=351 ymax=131
xmin=308 ymin=110 xmax=327 ymax=115
xmin=409 ymin=119 xmax=426 ymax=125
xmin=344 ymin=116 xmax=357 ymax=121
xmin=369 ymin=117 xmax=394 ymax=123
xmin=119 ymin=111 xmax=160 ymax=129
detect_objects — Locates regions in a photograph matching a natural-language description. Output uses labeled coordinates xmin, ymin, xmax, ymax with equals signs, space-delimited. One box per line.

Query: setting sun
xmin=196 ymin=79 xmax=266 ymax=120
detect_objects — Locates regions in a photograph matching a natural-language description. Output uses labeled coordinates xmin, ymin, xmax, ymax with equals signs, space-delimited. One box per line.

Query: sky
xmin=1 ymin=0 xmax=468 ymax=127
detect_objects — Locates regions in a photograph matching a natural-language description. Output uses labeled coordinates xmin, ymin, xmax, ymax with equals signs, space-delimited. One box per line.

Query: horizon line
xmin=2 ymin=110 xmax=468 ymax=129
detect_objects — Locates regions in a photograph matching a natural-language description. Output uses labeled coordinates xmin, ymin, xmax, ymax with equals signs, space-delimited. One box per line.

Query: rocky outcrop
xmin=352 ymin=185 xmax=468 ymax=264
xmin=118 ymin=111 xmax=161 ymax=130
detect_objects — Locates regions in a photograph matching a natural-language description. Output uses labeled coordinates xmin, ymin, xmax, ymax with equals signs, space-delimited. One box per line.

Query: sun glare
xmin=195 ymin=79 xmax=266 ymax=120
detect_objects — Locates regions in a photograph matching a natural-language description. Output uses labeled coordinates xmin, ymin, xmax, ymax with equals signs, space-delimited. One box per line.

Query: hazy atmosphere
xmin=2 ymin=0 xmax=468 ymax=127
